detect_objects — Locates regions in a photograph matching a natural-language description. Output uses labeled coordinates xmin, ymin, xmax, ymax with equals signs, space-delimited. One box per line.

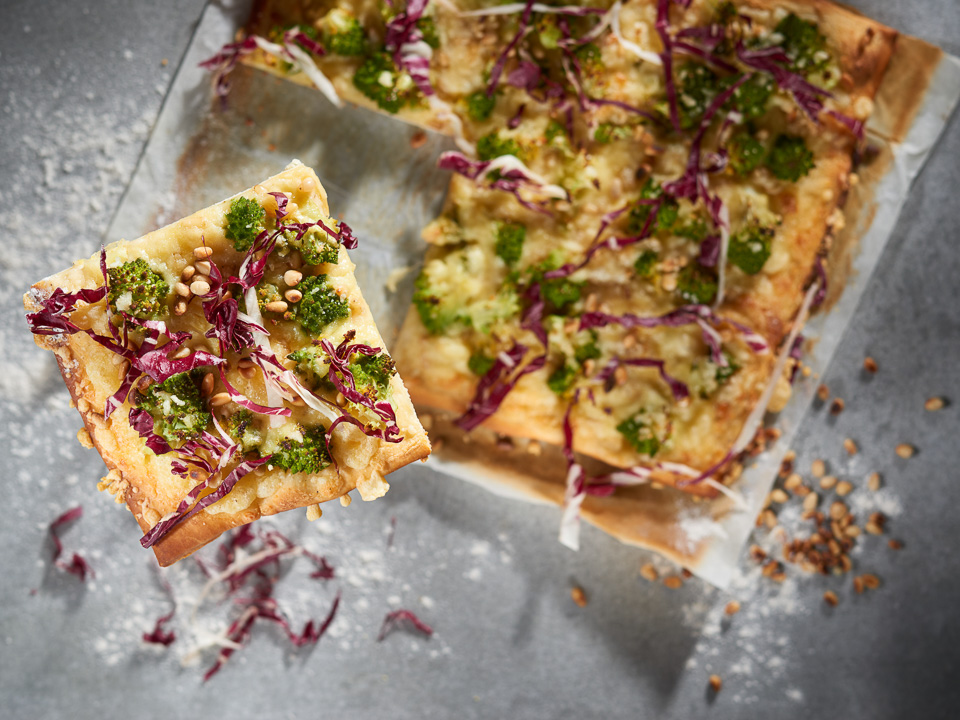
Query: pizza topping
xmin=353 ymin=51 xmax=420 ymax=114
xmin=765 ymin=134 xmax=815 ymax=181
xmin=107 ymin=259 xmax=170 ymax=320
xmin=224 ymin=197 xmax=266 ymax=253
xmin=134 ymin=371 xmax=212 ymax=448
xmin=323 ymin=9 xmax=367 ymax=57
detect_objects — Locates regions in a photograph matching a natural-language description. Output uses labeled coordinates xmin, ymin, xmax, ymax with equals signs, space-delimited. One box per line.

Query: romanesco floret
xmin=467 ymin=351 xmax=496 ymax=377
xmin=628 ymin=179 xmax=679 ymax=235
xmin=616 ymin=412 xmax=662 ymax=457
xmin=349 ymin=352 xmax=396 ymax=401
xmin=225 ymin=196 xmax=266 ymax=252
xmin=729 ymin=73 xmax=774 ymax=120
xmin=676 ymin=263 xmax=718 ymax=305
xmin=284 ymin=225 xmax=339 ymax=265
xmin=466 ymin=90 xmax=496 ymax=122
xmin=135 ymin=372 xmax=210 ymax=448
xmin=676 ymin=62 xmax=719 ymax=130
xmin=323 ymin=9 xmax=366 ymax=56
xmin=107 ymin=258 xmax=169 ymax=320
xmin=294 ymin=275 xmax=350 ymax=336
xmin=728 ymin=131 xmax=766 ymax=175
xmin=353 ymin=52 xmax=419 ymax=114
xmin=495 ymin=223 xmax=526 ymax=266
xmin=766 ymin=135 xmax=814 ymax=181
xmin=728 ymin=225 xmax=774 ymax=275
xmin=774 ymin=13 xmax=830 ymax=76
xmin=547 ymin=362 xmax=578 ymax=395
xmin=225 ymin=409 xmax=263 ymax=454
xmin=270 ymin=425 xmax=331 ymax=474
xmin=634 ymin=249 xmax=659 ymax=278
xmin=476 ymin=131 xmax=522 ymax=161
xmin=257 ymin=283 xmax=282 ymax=311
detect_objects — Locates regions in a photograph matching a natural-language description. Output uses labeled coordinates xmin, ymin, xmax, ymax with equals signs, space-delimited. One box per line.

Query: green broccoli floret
xmin=468 ymin=351 xmax=496 ymax=377
xmin=545 ymin=120 xmax=567 ymax=144
xmin=715 ymin=351 xmax=740 ymax=384
xmin=136 ymin=372 xmax=210 ymax=448
xmin=285 ymin=225 xmax=339 ymax=265
xmin=476 ymin=131 xmax=522 ymax=161
xmin=353 ymin=52 xmax=419 ymax=114
xmin=574 ymin=42 xmax=603 ymax=71
xmin=536 ymin=16 xmax=562 ymax=50
xmin=676 ymin=62 xmax=719 ymax=130
xmin=675 ymin=212 xmax=711 ymax=242
xmin=775 ymin=13 xmax=830 ymax=75
xmin=107 ymin=258 xmax=169 ymax=320
xmin=349 ymin=352 xmax=396 ymax=401
xmin=729 ymin=74 xmax=774 ymax=120
xmin=628 ymin=179 xmax=679 ymax=235
xmin=728 ymin=132 xmax=766 ymax=176
xmin=573 ymin=331 xmax=602 ymax=365
xmin=547 ymin=362 xmax=578 ymax=396
xmin=634 ymin=249 xmax=659 ymax=278
xmin=323 ymin=9 xmax=366 ymax=56
xmin=495 ymin=223 xmax=526 ymax=266
xmin=225 ymin=409 xmax=263 ymax=455
xmin=270 ymin=425 xmax=331 ymax=474
xmin=417 ymin=16 xmax=440 ymax=49
xmin=728 ymin=225 xmax=774 ymax=275
xmin=766 ymin=135 xmax=814 ymax=181
xmin=616 ymin=412 xmax=661 ymax=457
xmin=294 ymin=275 xmax=350 ymax=336
xmin=676 ymin=263 xmax=718 ymax=305
xmin=257 ymin=283 xmax=282 ymax=312
xmin=225 ymin=197 xmax=266 ymax=253
xmin=527 ymin=257 xmax=584 ymax=315
xmin=287 ymin=345 xmax=335 ymax=391
xmin=593 ymin=122 xmax=631 ymax=144
xmin=412 ymin=270 xmax=458 ymax=335
xmin=466 ymin=90 xmax=496 ymax=122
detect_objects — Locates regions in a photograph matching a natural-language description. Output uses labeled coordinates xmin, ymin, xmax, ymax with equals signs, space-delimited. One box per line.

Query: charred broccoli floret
xmin=323 ymin=9 xmax=366 ymax=56
xmin=495 ymin=223 xmax=526 ymax=266
xmin=294 ymin=275 xmax=350 ymax=336
xmin=135 ymin=372 xmax=210 ymax=448
xmin=349 ymin=352 xmax=396 ymax=401
xmin=729 ymin=73 xmax=775 ymax=120
xmin=676 ymin=62 xmax=719 ymax=130
xmin=107 ymin=258 xmax=169 ymax=320
xmin=225 ymin=409 xmax=263 ymax=454
xmin=269 ymin=425 xmax=331 ymax=474
xmin=224 ymin=196 xmax=266 ymax=252
xmin=728 ymin=225 xmax=774 ymax=275
xmin=634 ymin=249 xmax=659 ymax=278
xmin=353 ymin=52 xmax=419 ymax=114
xmin=766 ymin=135 xmax=814 ymax=181
xmin=547 ymin=362 xmax=578 ymax=395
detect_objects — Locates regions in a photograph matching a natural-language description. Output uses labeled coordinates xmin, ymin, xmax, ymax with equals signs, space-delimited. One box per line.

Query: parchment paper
xmin=106 ymin=0 xmax=960 ymax=589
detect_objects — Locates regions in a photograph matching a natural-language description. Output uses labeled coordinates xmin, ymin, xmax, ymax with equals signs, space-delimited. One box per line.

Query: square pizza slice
xmin=24 ymin=161 xmax=430 ymax=566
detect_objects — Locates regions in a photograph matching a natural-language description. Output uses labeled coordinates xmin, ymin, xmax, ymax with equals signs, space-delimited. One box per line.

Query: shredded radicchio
xmin=385 ymin=0 xmax=435 ymax=97
xmin=377 ymin=609 xmax=434 ymax=642
xmin=143 ymin=575 xmax=177 ymax=647
xmin=48 ymin=506 xmax=92 ymax=582
xmin=594 ymin=356 xmax=689 ymax=401
xmin=455 ymin=343 xmax=546 ymax=431
xmin=437 ymin=151 xmax=568 ymax=214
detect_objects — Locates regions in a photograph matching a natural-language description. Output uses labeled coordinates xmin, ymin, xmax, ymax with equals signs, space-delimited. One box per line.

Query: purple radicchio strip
xmin=437 ymin=151 xmax=568 ymax=214
xmin=140 ymin=455 xmax=268 ymax=549
xmin=198 ymin=37 xmax=258 ymax=102
xmin=811 ymin=256 xmax=828 ymax=307
xmin=49 ymin=506 xmax=93 ymax=581
xmin=735 ymin=44 xmax=831 ymax=124
xmin=455 ymin=343 xmax=547 ymax=431
xmin=487 ymin=0 xmax=537 ymax=97
xmin=594 ymin=357 xmax=689 ymax=401
xmin=218 ymin=365 xmax=291 ymax=417
xmin=385 ymin=0 xmax=435 ymax=97
xmin=377 ymin=609 xmax=434 ymax=641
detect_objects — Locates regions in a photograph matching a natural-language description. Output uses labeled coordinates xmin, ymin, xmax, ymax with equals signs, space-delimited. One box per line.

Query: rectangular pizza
xmin=201 ymin=0 xmax=902 ymax=541
xmin=24 ymin=161 xmax=430 ymax=566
